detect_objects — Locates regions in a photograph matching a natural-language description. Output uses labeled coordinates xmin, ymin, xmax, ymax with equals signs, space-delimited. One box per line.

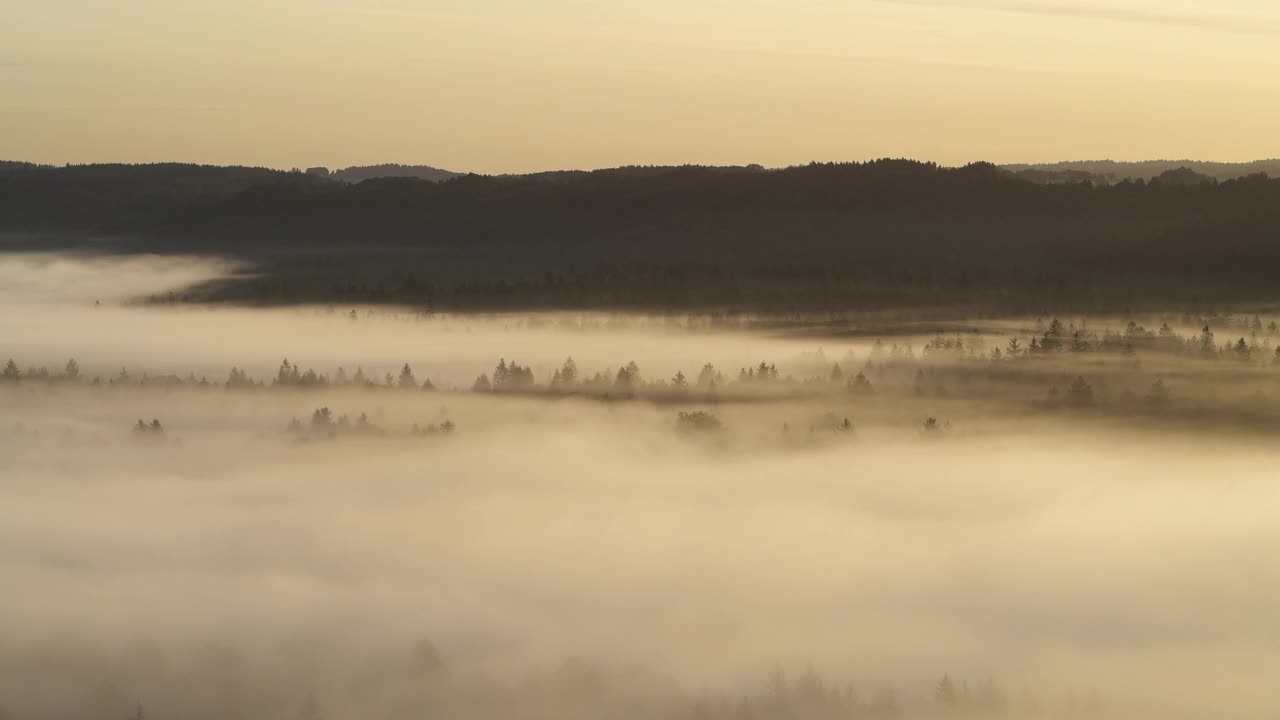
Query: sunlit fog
xmin=2 ymin=255 xmax=1278 ymax=720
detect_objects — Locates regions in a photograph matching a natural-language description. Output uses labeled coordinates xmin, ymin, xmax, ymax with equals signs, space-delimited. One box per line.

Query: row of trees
xmin=272 ymin=359 xmax=437 ymax=390
xmin=916 ymin=319 xmax=1280 ymax=362
xmin=0 ymin=352 xmax=1202 ymax=424
xmin=8 ymin=312 xmax=1280 ymax=394
xmin=11 ymin=159 xmax=1280 ymax=310
xmin=110 ymin=663 xmax=1102 ymax=720
xmin=284 ymin=407 xmax=456 ymax=440
xmin=97 ymin=639 xmax=1097 ymax=720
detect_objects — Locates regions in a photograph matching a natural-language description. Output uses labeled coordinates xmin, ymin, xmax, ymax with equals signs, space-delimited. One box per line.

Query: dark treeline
xmin=4 ymin=160 xmax=1280 ymax=309
xmin=324 ymin=163 xmax=462 ymax=184
xmin=1004 ymin=158 xmax=1280 ymax=184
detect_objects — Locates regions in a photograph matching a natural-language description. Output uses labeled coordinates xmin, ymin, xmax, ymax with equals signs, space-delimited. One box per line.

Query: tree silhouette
xmin=848 ymin=371 xmax=874 ymax=395
xmin=226 ymin=367 xmax=254 ymax=388
xmin=1233 ymin=338 xmax=1251 ymax=359
xmin=936 ymin=674 xmax=958 ymax=711
xmin=310 ymin=407 xmax=334 ymax=431
xmin=614 ymin=361 xmax=640 ymax=393
xmin=398 ymin=363 xmax=417 ymax=388
xmin=1199 ymin=325 xmax=1216 ymax=354
xmin=1040 ymin=318 xmax=1065 ymax=352
xmin=677 ymin=411 xmax=724 ymax=433
xmin=696 ymin=363 xmax=720 ymax=389
xmin=559 ymin=357 xmax=578 ymax=385
xmin=1065 ymin=376 xmax=1095 ymax=407
xmin=277 ymin=358 xmax=302 ymax=386
xmin=492 ymin=359 xmax=534 ymax=390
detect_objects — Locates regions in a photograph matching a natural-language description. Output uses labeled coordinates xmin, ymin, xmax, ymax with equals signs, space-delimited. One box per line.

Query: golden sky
xmin=3 ymin=0 xmax=1279 ymax=172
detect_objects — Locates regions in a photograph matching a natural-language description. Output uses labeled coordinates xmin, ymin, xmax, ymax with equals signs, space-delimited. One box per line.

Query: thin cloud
xmin=874 ymin=0 xmax=1280 ymax=36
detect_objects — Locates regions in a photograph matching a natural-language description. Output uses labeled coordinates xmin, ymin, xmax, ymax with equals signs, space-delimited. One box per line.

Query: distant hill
xmin=330 ymin=164 xmax=462 ymax=183
xmin=4 ymin=158 xmax=1280 ymax=309
xmin=1003 ymin=159 xmax=1280 ymax=184
xmin=0 ymin=160 xmax=52 ymax=174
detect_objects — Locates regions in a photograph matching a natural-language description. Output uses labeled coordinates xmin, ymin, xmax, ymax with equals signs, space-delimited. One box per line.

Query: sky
xmin=3 ymin=0 xmax=1279 ymax=172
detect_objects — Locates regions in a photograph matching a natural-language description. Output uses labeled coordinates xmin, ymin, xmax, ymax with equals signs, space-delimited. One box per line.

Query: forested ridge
xmin=3 ymin=159 xmax=1279 ymax=309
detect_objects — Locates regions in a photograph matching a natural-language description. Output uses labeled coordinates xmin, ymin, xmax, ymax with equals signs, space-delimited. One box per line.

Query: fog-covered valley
xmin=3 ymin=255 xmax=1280 ymax=720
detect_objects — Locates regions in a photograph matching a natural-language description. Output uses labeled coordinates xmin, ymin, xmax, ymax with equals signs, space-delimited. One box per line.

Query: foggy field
xmin=10 ymin=0 xmax=1280 ymax=713
xmin=3 ymin=255 xmax=1280 ymax=720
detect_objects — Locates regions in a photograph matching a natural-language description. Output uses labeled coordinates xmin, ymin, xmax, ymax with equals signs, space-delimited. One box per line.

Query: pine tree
xmin=1065 ymin=376 xmax=1095 ymax=407
xmin=493 ymin=359 xmax=510 ymax=388
xmin=311 ymin=407 xmax=334 ymax=430
xmin=936 ymin=674 xmax=958 ymax=710
xmin=277 ymin=358 xmax=293 ymax=386
xmin=615 ymin=361 xmax=640 ymax=392
xmin=559 ymin=357 xmax=578 ymax=385
xmin=1199 ymin=325 xmax=1216 ymax=354
xmin=696 ymin=362 xmax=719 ymax=389
xmin=1233 ymin=338 xmax=1251 ymax=359
xmin=848 ymin=371 xmax=874 ymax=395
xmin=398 ymin=363 xmax=417 ymax=388
xmin=1041 ymin=318 xmax=1065 ymax=352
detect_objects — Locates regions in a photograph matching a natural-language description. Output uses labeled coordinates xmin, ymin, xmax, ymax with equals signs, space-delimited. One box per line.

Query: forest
xmin=3 ymin=159 xmax=1279 ymax=310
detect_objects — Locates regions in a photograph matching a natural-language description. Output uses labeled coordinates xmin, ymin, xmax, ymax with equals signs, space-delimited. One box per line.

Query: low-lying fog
xmin=2 ymin=254 xmax=1278 ymax=720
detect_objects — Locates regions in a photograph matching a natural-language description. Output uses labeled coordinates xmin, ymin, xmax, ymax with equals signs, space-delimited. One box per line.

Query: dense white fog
xmin=2 ymin=255 xmax=1279 ymax=719
xmin=0 ymin=255 xmax=833 ymax=391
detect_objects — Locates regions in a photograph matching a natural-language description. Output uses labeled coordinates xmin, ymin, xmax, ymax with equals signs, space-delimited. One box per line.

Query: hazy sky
xmin=3 ymin=0 xmax=1279 ymax=172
